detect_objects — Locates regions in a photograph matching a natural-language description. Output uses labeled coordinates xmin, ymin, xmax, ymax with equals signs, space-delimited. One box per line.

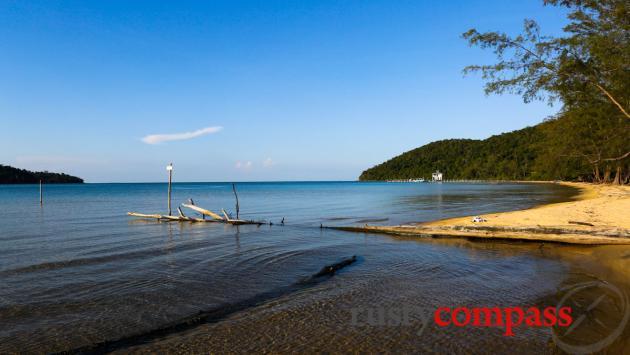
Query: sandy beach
xmin=336 ymin=182 xmax=630 ymax=245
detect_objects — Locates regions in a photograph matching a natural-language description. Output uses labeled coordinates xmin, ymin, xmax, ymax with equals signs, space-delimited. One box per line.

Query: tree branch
xmin=602 ymin=151 xmax=630 ymax=162
xmin=593 ymin=83 xmax=630 ymax=119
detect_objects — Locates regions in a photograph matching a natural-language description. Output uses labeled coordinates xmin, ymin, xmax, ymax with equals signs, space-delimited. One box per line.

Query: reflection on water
xmin=1 ymin=182 xmax=627 ymax=353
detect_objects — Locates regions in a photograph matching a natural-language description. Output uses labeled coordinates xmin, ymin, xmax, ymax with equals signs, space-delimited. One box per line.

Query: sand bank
xmin=335 ymin=182 xmax=630 ymax=245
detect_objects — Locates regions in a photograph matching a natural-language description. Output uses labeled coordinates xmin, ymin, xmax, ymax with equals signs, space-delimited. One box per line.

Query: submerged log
xmin=160 ymin=215 xmax=182 ymax=221
xmin=127 ymin=212 xmax=215 ymax=223
xmin=170 ymin=215 xmax=210 ymax=222
xmin=128 ymin=209 xmax=264 ymax=225
xmin=127 ymin=212 xmax=163 ymax=219
xmin=130 ymin=192 xmax=266 ymax=226
xmin=219 ymin=208 xmax=265 ymax=225
xmin=312 ymin=256 xmax=357 ymax=278
xmin=226 ymin=219 xmax=265 ymax=226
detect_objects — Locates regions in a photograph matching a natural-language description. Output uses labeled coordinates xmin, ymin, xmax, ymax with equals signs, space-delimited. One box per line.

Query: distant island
xmin=0 ymin=164 xmax=84 ymax=184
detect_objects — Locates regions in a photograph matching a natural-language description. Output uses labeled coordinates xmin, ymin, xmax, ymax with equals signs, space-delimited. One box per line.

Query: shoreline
xmin=334 ymin=182 xmax=630 ymax=245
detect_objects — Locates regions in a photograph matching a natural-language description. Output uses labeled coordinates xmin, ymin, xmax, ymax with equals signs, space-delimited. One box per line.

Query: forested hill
xmin=359 ymin=123 xmax=586 ymax=182
xmin=361 ymin=0 xmax=630 ymax=184
xmin=0 ymin=165 xmax=84 ymax=184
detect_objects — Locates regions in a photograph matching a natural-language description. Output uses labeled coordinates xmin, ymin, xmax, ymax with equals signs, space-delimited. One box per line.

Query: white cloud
xmin=235 ymin=161 xmax=253 ymax=170
xmin=141 ymin=126 xmax=223 ymax=144
xmin=262 ymin=157 xmax=274 ymax=168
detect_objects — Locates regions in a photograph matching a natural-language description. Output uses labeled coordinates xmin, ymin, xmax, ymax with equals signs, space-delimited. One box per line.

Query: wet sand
xmin=336 ymin=183 xmax=630 ymax=245
xmin=119 ymin=238 xmax=630 ymax=354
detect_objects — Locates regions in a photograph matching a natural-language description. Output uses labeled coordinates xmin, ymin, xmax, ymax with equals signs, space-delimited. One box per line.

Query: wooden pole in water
xmin=167 ymin=163 xmax=173 ymax=216
xmin=232 ymin=183 xmax=240 ymax=220
xmin=39 ymin=179 xmax=43 ymax=205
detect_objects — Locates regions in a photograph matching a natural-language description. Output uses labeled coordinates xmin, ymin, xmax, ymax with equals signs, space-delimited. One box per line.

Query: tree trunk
xmin=603 ymin=166 xmax=611 ymax=183
xmin=612 ymin=166 xmax=622 ymax=185
xmin=593 ymin=165 xmax=601 ymax=183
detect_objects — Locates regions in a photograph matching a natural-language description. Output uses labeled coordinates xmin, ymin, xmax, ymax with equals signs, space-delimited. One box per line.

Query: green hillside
xmin=359 ymin=123 xmax=592 ymax=182
xmin=0 ymin=164 xmax=84 ymax=184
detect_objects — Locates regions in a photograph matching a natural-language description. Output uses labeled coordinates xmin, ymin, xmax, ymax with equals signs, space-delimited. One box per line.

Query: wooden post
xmin=232 ymin=183 xmax=240 ymax=220
xmin=39 ymin=180 xmax=43 ymax=206
xmin=167 ymin=163 xmax=173 ymax=216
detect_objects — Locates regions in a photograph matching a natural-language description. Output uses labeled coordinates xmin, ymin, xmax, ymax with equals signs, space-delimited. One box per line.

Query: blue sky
xmin=0 ymin=1 xmax=568 ymax=182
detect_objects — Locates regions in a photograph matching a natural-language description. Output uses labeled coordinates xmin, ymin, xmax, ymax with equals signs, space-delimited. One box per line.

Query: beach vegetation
xmin=0 ymin=164 xmax=84 ymax=184
xmin=361 ymin=0 xmax=630 ymax=184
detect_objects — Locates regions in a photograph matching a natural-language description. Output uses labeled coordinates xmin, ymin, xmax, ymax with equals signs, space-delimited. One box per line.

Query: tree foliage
xmin=0 ymin=164 xmax=84 ymax=184
xmin=463 ymin=0 xmax=630 ymax=118
xmin=359 ymin=115 xmax=630 ymax=182
xmin=361 ymin=126 xmax=541 ymax=181
xmin=461 ymin=0 xmax=630 ymax=183
xmin=362 ymin=1 xmax=630 ymax=183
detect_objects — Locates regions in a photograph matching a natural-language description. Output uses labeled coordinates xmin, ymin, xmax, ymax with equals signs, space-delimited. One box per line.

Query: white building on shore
xmin=432 ymin=170 xmax=443 ymax=182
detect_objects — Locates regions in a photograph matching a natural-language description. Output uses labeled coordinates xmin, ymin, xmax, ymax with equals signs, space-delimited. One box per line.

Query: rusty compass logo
xmin=552 ymin=281 xmax=630 ymax=354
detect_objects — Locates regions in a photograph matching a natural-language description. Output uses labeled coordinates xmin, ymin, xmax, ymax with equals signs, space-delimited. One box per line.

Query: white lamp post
xmin=166 ymin=163 xmax=173 ymax=216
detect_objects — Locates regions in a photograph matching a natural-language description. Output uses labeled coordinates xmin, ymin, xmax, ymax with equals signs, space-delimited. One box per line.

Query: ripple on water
xmin=0 ymin=182 xmax=592 ymax=353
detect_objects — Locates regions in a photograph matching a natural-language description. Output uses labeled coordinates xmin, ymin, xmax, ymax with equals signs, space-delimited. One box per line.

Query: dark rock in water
xmin=313 ymin=255 xmax=357 ymax=278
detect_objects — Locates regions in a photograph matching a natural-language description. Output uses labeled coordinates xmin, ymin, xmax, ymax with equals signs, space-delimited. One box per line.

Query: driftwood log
xmin=181 ymin=203 xmax=224 ymax=220
xmin=126 ymin=212 xmax=213 ymax=223
xmin=128 ymin=183 xmax=266 ymax=226
xmin=219 ymin=208 xmax=264 ymax=225
xmin=312 ymin=256 xmax=357 ymax=278
xmin=129 ymin=205 xmax=265 ymax=226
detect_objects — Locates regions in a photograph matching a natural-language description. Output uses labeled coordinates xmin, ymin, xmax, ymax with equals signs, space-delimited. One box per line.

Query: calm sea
xmin=1 ymin=182 xmax=616 ymax=353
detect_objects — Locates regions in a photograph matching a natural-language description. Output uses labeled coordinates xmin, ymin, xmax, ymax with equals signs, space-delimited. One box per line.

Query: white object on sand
xmin=472 ymin=216 xmax=487 ymax=223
